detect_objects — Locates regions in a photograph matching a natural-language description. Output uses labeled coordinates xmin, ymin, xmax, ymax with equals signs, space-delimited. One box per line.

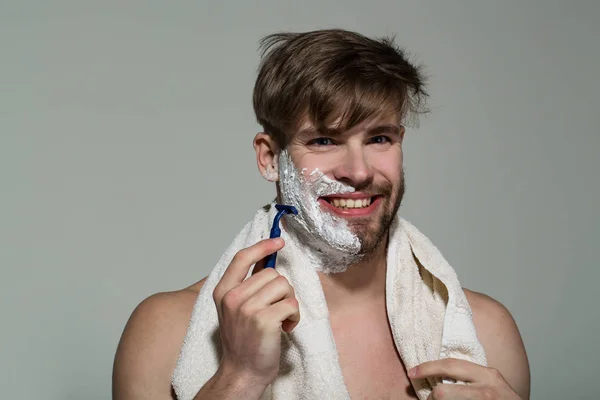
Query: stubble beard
xmin=348 ymin=171 xmax=405 ymax=258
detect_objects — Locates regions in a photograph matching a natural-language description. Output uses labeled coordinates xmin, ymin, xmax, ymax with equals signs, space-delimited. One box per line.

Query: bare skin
xmin=113 ymin=262 xmax=530 ymax=399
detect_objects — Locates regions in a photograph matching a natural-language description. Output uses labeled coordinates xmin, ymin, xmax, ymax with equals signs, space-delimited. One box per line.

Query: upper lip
xmin=321 ymin=192 xmax=377 ymax=200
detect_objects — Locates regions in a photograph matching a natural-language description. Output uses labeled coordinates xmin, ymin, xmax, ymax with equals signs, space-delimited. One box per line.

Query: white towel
xmin=172 ymin=203 xmax=487 ymax=400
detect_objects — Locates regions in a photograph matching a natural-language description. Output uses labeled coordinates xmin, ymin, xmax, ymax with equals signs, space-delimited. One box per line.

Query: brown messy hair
xmin=252 ymin=29 xmax=428 ymax=148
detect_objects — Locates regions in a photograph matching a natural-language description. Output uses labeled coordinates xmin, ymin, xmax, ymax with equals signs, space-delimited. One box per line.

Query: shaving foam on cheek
xmin=278 ymin=149 xmax=362 ymax=273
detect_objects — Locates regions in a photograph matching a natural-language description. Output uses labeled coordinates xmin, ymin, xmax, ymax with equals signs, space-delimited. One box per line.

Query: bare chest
xmin=330 ymin=310 xmax=418 ymax=400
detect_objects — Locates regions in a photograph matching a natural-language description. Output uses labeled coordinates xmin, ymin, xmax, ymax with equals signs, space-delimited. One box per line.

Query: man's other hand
xmin=409 ymin=358 xmax=522 ymax=400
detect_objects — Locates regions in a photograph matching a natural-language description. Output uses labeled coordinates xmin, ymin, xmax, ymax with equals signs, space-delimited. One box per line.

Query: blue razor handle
xmin=264 ymin=204 xmax=298 ymax=269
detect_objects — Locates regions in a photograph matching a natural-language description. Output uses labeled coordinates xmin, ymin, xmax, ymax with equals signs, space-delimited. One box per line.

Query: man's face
xmin=282 ymin=111 xmax=405 ymax=256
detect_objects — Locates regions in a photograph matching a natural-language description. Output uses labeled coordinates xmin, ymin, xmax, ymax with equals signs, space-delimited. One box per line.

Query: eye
xmin=308 ymin=137 xmax=335 ymax=146
xmin=369 ymin=135 xmax=392 ymax=145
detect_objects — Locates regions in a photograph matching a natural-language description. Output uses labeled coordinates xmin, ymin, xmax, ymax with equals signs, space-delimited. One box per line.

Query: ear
xmin=253 ymin=132 xmax=280 ymax=182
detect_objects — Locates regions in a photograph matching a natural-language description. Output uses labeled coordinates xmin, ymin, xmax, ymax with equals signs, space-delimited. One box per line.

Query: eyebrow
xmin=296 ymin=124 xmax=401 ymax=138
xmin=366 ymin=124 xmax=401 ymax=136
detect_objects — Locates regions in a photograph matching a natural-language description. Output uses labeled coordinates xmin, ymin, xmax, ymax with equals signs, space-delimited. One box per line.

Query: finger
xmin=428 ymin=383 xmax=489 ymax=400
xmin=251 ymin=241 xmax=276 ymax=275
xmin=251 ymin=256 xmax=267 ymax=275
xmin=410 ymin=358 xmax=489 ymax=384
xmin=214 ymin=238 xmax=284 ymax=302
xmin=242 ymin=275 xmax=296 ymax=312
xmin=216 ymin=268 xmax=281 ymax=315
xmin=257 ymin=297 xmax=301 ymax=333
xmin=234 ymin=267 xmax=281 ymax=300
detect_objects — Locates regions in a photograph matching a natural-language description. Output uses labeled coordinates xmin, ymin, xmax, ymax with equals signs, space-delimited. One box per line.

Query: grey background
xmin=1 ymin=1 xmax=598 ymax=399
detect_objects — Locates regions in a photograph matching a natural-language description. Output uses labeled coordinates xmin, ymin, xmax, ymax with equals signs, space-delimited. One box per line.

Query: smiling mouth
xmin=321 ymin=196 xmax=379 ymax=210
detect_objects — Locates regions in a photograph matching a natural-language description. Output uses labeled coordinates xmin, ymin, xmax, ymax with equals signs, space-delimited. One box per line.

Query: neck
xmin=318 ymin=236 xmax=389 ymax=311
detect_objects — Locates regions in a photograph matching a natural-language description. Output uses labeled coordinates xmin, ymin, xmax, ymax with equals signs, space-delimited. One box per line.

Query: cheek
xmin=292 ymin=147 xmax=344 ymax=173
xmin=295 ymin=156 xmax=330 ymax=175
xmin=370 ymin=151 xmax=403 ymax=183
xmin=382 ymin=164 xmax=403 ymax=184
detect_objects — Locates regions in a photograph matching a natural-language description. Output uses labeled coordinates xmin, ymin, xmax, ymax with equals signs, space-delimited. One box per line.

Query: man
xmin=113 ymin=29 xmax=530 ymax=399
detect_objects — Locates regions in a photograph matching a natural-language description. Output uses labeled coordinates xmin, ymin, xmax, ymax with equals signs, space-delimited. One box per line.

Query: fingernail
xmin=273 ymin=237 xmax=283 ymax=245
xmin=408 ymin=367 xmax=417 ymax=377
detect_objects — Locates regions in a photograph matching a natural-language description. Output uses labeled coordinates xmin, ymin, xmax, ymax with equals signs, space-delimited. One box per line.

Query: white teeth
xmin=328 ymin=197 xmax=372 ymax=209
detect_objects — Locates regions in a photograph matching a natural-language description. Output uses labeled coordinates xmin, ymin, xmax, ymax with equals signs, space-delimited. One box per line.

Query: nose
xmin=332 ymin=144 xmax=373 ymax=188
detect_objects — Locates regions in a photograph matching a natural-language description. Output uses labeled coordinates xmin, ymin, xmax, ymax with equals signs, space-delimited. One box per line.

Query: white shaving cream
xmin=262 ymin=164 xmax=279 ymax=182
xmin=278 ymin=149 xmax=362 ymax=273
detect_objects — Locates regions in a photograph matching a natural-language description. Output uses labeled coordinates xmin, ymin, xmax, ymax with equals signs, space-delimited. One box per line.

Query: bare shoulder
xmin=463 ymin=288 xmax=531 ymax=399
xmin=112 ymin=278 xmax=208 ymax=400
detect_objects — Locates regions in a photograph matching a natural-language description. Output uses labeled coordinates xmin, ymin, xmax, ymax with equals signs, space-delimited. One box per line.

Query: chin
xmin=351 ymin=208 xmax=398 ymax=254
